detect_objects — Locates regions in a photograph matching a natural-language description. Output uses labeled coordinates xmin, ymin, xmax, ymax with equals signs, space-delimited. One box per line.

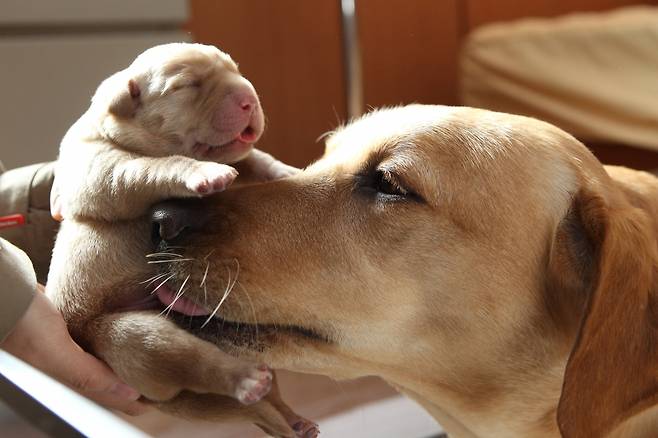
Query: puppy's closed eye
xmin=163 ymin=76 xmax=203 ymax=95
xmin=171 ymin=81 xmax=202 ymax=92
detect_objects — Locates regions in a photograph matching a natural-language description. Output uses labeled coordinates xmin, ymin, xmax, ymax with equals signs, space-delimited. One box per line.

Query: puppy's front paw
xmin=187 ymin=162 xmax=238 ymax=195
xmin=235 ymin=364 xmax=273 ymax=405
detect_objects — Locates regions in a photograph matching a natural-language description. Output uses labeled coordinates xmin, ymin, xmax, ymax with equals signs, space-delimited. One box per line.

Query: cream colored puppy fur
xmin=47 ymin=43 xmax=315 ymax=438
xmin=56 ymin=43 xmax=294 ymax=221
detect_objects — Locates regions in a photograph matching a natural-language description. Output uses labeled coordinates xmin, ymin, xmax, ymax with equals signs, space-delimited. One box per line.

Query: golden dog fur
xmin=155 ymin=105 xmax=658 ymax=437
xmin=51 ymin=104 xmax=658 ymax=437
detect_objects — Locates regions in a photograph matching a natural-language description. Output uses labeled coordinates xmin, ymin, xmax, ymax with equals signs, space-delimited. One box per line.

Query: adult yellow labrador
xmin=55 ymin=105 xmax=658 ymax=437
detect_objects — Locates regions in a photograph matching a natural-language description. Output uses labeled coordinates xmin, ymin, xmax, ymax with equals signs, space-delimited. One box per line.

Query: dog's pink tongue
xmin=156 ymin=286 xmax=210 ymax=316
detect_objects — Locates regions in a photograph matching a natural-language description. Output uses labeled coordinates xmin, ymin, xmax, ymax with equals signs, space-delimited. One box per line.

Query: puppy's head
xmin=93 ymin=43 xmax=263 ymax=163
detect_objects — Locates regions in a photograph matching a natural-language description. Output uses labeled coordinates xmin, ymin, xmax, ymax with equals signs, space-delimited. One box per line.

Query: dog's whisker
xmin=146 ymin=252 xmax=184 ymax=258
xmin=139 ymin=271 xmax=168 ymax=285
xmin=200 ymin=261 xmax=210 ymax=287
xmin=143 ymin=273 xmax=172 ymax=289
xmin=177 ymin=274 xmax=190 ymax=298
xmin=219 ymin=260 xmax=239 ymax=314
xmin=226 ymin=259 xmax=239 ymax=297
xmin=223 ymin=266 xmax=232 ymax=300
xmin=203 ymin=249 xmax=216 ymax=261
xmin=147 ymin=258 xmax=195 ymax=264
xmin=201 ymin=266 xmax=233 ymax=328
xmin=200 ymin=294 xmax=229 ymax=329
xmin=151 ymin=274 xmax=175 ymax=294
xmin=161 ymin=274 xmax=190 ymax=317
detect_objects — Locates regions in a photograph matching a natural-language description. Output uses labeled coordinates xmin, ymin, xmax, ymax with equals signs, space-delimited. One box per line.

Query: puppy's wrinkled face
xmin=156 ymin=105 xmax=579 ymax=381
xmin=95 ymin=43 xmax=264 ymax=163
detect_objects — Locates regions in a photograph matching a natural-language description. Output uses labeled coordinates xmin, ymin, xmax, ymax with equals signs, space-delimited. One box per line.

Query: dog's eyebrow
xmin=357 ymin=148 xmax=387 ymax=174
xmin=378 ymin=141 xmax=425 ymax=170
xmin=355 ymin=141 xmax=434 ymax=201
xmin=387 ymin=142 xmax=439 ymax=202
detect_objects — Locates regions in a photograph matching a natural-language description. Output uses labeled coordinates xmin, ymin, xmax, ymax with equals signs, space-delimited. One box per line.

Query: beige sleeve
xmin=0 ymin=161 xmax=58 ymax=284
xmin=0 ymin=160 xmax=57 ymax=341
xmin=0 ymin=237 xmax=36 ymax=342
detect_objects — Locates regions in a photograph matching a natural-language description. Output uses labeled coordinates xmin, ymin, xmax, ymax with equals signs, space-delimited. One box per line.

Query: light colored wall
xmin=0 ymin=0 xmax=189 ymax=170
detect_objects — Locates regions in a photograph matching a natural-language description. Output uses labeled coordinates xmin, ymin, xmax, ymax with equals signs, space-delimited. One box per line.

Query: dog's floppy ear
xmin=107 ymin=78 xmax=141 ymax=118
xmin=551 ymin=187 xmax=658 ymax=437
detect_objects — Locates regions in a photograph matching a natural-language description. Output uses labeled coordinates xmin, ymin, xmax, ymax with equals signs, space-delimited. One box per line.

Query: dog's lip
xmin=171 ymin=312 xmax=331 ymax=349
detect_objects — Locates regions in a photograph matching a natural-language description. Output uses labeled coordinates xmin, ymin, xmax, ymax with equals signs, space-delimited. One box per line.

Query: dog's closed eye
xmin=356 ymin=167 xmax=423 ymax=203
xmin=374 ymin=169 xmax=408 ymax=197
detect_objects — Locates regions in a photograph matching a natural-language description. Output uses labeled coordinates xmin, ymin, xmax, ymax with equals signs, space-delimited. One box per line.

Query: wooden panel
xmin=466 ymin=0 xmax=658 ymax=29
xmin=356 ymin=0 xmax=461 ymax=108
xmin=587 ymin=143 xmax=658 ymax=170
xmin=186 ymin=1 xmax=346 ymax=167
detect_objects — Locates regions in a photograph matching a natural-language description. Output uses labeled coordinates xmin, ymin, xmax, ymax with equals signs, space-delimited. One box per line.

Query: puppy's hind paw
xmin=186 ymin=162 xmax=238 ymax=195
xmin=234 ymin=364 xmax=273 ymax=405
xmin=292 ymin=419 xmax=320 ymax=438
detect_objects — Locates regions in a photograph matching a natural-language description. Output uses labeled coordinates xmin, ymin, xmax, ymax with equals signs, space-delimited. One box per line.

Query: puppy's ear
xmin=108 ymin=79 xmax=141 ymax=118
xmin=549 ymin=188 xmax=658 ymax=437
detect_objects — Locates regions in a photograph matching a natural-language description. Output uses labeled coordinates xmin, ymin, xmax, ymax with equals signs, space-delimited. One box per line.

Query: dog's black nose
xmin=150 ymin=199 xmax=210 ymax=245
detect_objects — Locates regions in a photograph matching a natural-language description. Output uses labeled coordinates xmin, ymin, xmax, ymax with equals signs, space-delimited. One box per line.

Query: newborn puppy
xmin=47 ymin=43 xmax=315 ymax=437
xmin=56 ymin=42 xmax=294 ymax=221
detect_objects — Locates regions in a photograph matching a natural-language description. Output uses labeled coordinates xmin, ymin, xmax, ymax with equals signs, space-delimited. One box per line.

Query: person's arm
xmin=0 ymin=159 xmax=43 ymax=340
xmin=1 ymin=275 xmax=147 ymax=416
xmin=0 ymin=238 xmax=36 ymax=341
xmin=0 ymin=161 xmax=58 ymax=284
xmin=0 ymin=160 xmax=147 ymax=415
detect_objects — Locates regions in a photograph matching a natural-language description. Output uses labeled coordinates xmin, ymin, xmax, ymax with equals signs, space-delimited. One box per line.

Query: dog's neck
xmin=390 ymin=361 xmax=565 ymax=437
xmin=388 ymin=329 xmax=658 ymax=437
xmin=395 ymin=385 xmax=481 ymax=438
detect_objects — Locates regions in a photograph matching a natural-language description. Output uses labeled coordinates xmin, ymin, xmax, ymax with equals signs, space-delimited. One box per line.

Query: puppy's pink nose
xmin=233 ymin=90 xmax=258 ymax=113
xmin=212 ymin=81 xmax=264 ymax=143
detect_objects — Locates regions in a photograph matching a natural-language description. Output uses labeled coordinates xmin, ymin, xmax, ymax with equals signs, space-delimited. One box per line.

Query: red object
xmin=0 ymin=214 xmax=25 ymax=230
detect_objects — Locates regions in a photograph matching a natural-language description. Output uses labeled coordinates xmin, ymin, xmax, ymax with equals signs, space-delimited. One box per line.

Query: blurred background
xmin=3 ymin=0 xmax=658 ymax=171
xmin=1 ymin=0 xmax=658 ymax=436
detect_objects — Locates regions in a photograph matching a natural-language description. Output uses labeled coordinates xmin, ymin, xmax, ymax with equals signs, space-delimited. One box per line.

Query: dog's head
xmin=92 ymin=43 xmax=263 ymax=163
xmin=140 ymin=105 xmax=658 ymax=436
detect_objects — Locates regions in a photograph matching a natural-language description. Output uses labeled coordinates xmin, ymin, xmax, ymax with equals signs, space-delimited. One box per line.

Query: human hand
xmin=1 ymin=285 xmax=148 ymax=415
